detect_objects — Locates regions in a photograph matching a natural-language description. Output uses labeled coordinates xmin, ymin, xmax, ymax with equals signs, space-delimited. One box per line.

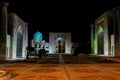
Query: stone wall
xmin=8 ymin=13 xmax=28 ymax=60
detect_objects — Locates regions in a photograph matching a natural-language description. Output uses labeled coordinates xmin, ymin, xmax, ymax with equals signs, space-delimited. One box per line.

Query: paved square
xmin=1 ymin=55 xmax=120 ymax=80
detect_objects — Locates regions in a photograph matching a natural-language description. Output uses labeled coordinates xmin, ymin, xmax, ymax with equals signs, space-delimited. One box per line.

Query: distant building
xmin=31 ymin=31 xmax=46 ymax=54
xmin=49 ymin=32 xmax=72 ymax=54
xmin=31 ymin=32 xmax=72 ymax=54
xmin=91 ymin=7 xmax=120 ymax=57
xmin=0 ymin=2 xmax=28 ymax=60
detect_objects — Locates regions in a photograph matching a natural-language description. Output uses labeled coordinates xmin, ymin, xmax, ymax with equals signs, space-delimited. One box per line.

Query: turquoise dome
xmin=33 ymin=31 xmax=42 ymax=40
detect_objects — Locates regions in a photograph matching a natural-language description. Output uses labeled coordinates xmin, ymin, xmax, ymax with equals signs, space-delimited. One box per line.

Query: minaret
xmin=25 ymin=23 xmax=28 ymax=47
xmin=90 ymin=24 xmax=94 ymax=54
xmin=0 ymin=2 xmax=9 ymax=60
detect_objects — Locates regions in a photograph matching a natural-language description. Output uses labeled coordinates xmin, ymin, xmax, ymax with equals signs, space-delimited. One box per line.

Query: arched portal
xmin=98 ymin=26 xmax=104 ymax=55
xmin=16 ymin=26 xmax=23 ymax=58
xmin=55 ymin=37 xmax=65 ymax=53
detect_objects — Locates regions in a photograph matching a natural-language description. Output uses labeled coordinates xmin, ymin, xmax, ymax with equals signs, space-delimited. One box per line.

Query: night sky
xmin=2 ymin=0 xmax=120 ymax=43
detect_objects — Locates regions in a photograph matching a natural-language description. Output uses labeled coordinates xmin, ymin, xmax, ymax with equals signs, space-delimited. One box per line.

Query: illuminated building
xmin=0 ymin=2 xmax=28 ymax=60
xmin=91 ymin=7 xmax=120 ymax=57
xmin=31 ymin=32 xmax=72 ymax=54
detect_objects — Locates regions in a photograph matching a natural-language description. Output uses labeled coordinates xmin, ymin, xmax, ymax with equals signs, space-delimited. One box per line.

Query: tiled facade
xmin=0 ymin=2 xmax=28 ymax=60
xmin=91 ymin=8 xmax=120 ymax=57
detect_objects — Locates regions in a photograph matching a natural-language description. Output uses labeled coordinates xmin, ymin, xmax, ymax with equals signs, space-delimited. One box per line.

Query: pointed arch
xmin=16 ymin=25 xmax=23 ymax=57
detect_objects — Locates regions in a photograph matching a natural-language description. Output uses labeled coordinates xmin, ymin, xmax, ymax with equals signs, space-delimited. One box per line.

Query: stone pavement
xmin=1 ymin=63 xmax=120 ymax=80
xmin=0 ymin=55 xmax=120 ymax=80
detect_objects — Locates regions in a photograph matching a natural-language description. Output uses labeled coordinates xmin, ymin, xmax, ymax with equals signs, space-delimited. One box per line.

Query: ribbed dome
xmin=33 ymin=31 xmax=42 ymax=40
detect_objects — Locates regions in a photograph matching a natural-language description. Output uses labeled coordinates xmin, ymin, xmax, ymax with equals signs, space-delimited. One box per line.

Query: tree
xmin=38 ymin=48 xmax=45 ymax=59
xmin=26 ymin=46 xmax=35 ymax=59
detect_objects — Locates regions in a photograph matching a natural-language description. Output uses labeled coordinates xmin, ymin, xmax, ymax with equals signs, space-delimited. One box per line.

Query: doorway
xmin=16 ymin=31 xmax=23 ymax=58
xmin=56 ymin=37 xmax=65 ymax=53
xmin=98 ymin=26 xmax=104 ymax=55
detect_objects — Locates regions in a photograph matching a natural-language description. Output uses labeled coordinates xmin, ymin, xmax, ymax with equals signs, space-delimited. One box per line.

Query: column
xmin=117 ymin=9 xmax=120 ymax=46
xmin=0 ymin=2 xmax=9 ymax=60
xmin=23 ymin=23 xmax=28 ymax=58
xmin=25 ymin=23 xmax=28 ymax=47
xmin=90 ymin=24 xmax=94 ymax=54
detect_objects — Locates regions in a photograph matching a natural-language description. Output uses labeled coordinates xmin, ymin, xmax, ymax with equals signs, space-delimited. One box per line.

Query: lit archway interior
xmin=16 ymin=26 xmax=23 ymax=58
xmin=55 ymin=37 xmax=65 ymax=53
xmin=98 ymin=26 xmax=104 ymax=55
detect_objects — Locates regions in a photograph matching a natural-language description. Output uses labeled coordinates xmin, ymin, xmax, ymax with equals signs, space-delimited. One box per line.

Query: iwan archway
xmin=55 ymin=36 xmax=65 ymax=53
xmin=94 ymin=15 xmax=109 ymax=56
xmin=16 ymin=29 xmax=23 ymax=58
xmin=49 ymin=32 xmax=71 ymax=54
xmin=97 ymin=26 xmax=104 ymax=55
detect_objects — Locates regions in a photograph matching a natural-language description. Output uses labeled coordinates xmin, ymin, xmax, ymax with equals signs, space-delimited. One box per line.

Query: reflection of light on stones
xmin=45 ymin=69 xmax=57 ymax=73
xmin=34 ymin=64 xmax=61 ymax=67
xmin=39 ymin=64 xmax=58 ymax=67
xmin=31 ymin=69 xmax=44 ymax=73
xmin=0 ymin=70 xmax=6 ymax=77
xmin=24 ymin=76 xmax=57 ymax=80
xmin=31 ymin=69 xmax=57 ymax=73
xmin=80 ymin=76 xmax=117 ymax=80
xmin=7 ymin=68 xmax=15 ymax=71
xmin=23 ymin=76 xmax=37 ymax=80
xmin=37 ymin=75 xmax=57 ymax=80
xmin=0 ymin=70 xmax=10 ymax=80
xmin=100 ymin=65 xmax=120 ymax=68
xmin=1 ymin=68 xmax=15 ymax=72
xmin=66 ymin=65 xmax=89 ymax=67
xmin=115 ymin=69 xmax=120 ymax=72
xmin=73 ymin=69 xmax=99 ymax=73
xmin=4 ymin=64 xmax=26 ymax=67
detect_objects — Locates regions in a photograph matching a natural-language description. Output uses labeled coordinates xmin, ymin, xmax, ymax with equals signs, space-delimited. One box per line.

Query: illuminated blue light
xmin=33 ymin=31 xmax=42 ymax=40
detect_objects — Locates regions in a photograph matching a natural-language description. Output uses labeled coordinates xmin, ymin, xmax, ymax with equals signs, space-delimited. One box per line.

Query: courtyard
xmin=0 ymin=54 xmax=120 ymax=80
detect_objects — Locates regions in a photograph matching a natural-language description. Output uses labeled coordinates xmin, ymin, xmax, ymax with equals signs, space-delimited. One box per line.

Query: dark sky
xmin=2 ymin=0 xmax=120 ymax=42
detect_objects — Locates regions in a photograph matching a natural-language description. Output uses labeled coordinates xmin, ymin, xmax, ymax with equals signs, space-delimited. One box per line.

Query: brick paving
xmin=0 ymin=54 xmax=120 ymax=80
